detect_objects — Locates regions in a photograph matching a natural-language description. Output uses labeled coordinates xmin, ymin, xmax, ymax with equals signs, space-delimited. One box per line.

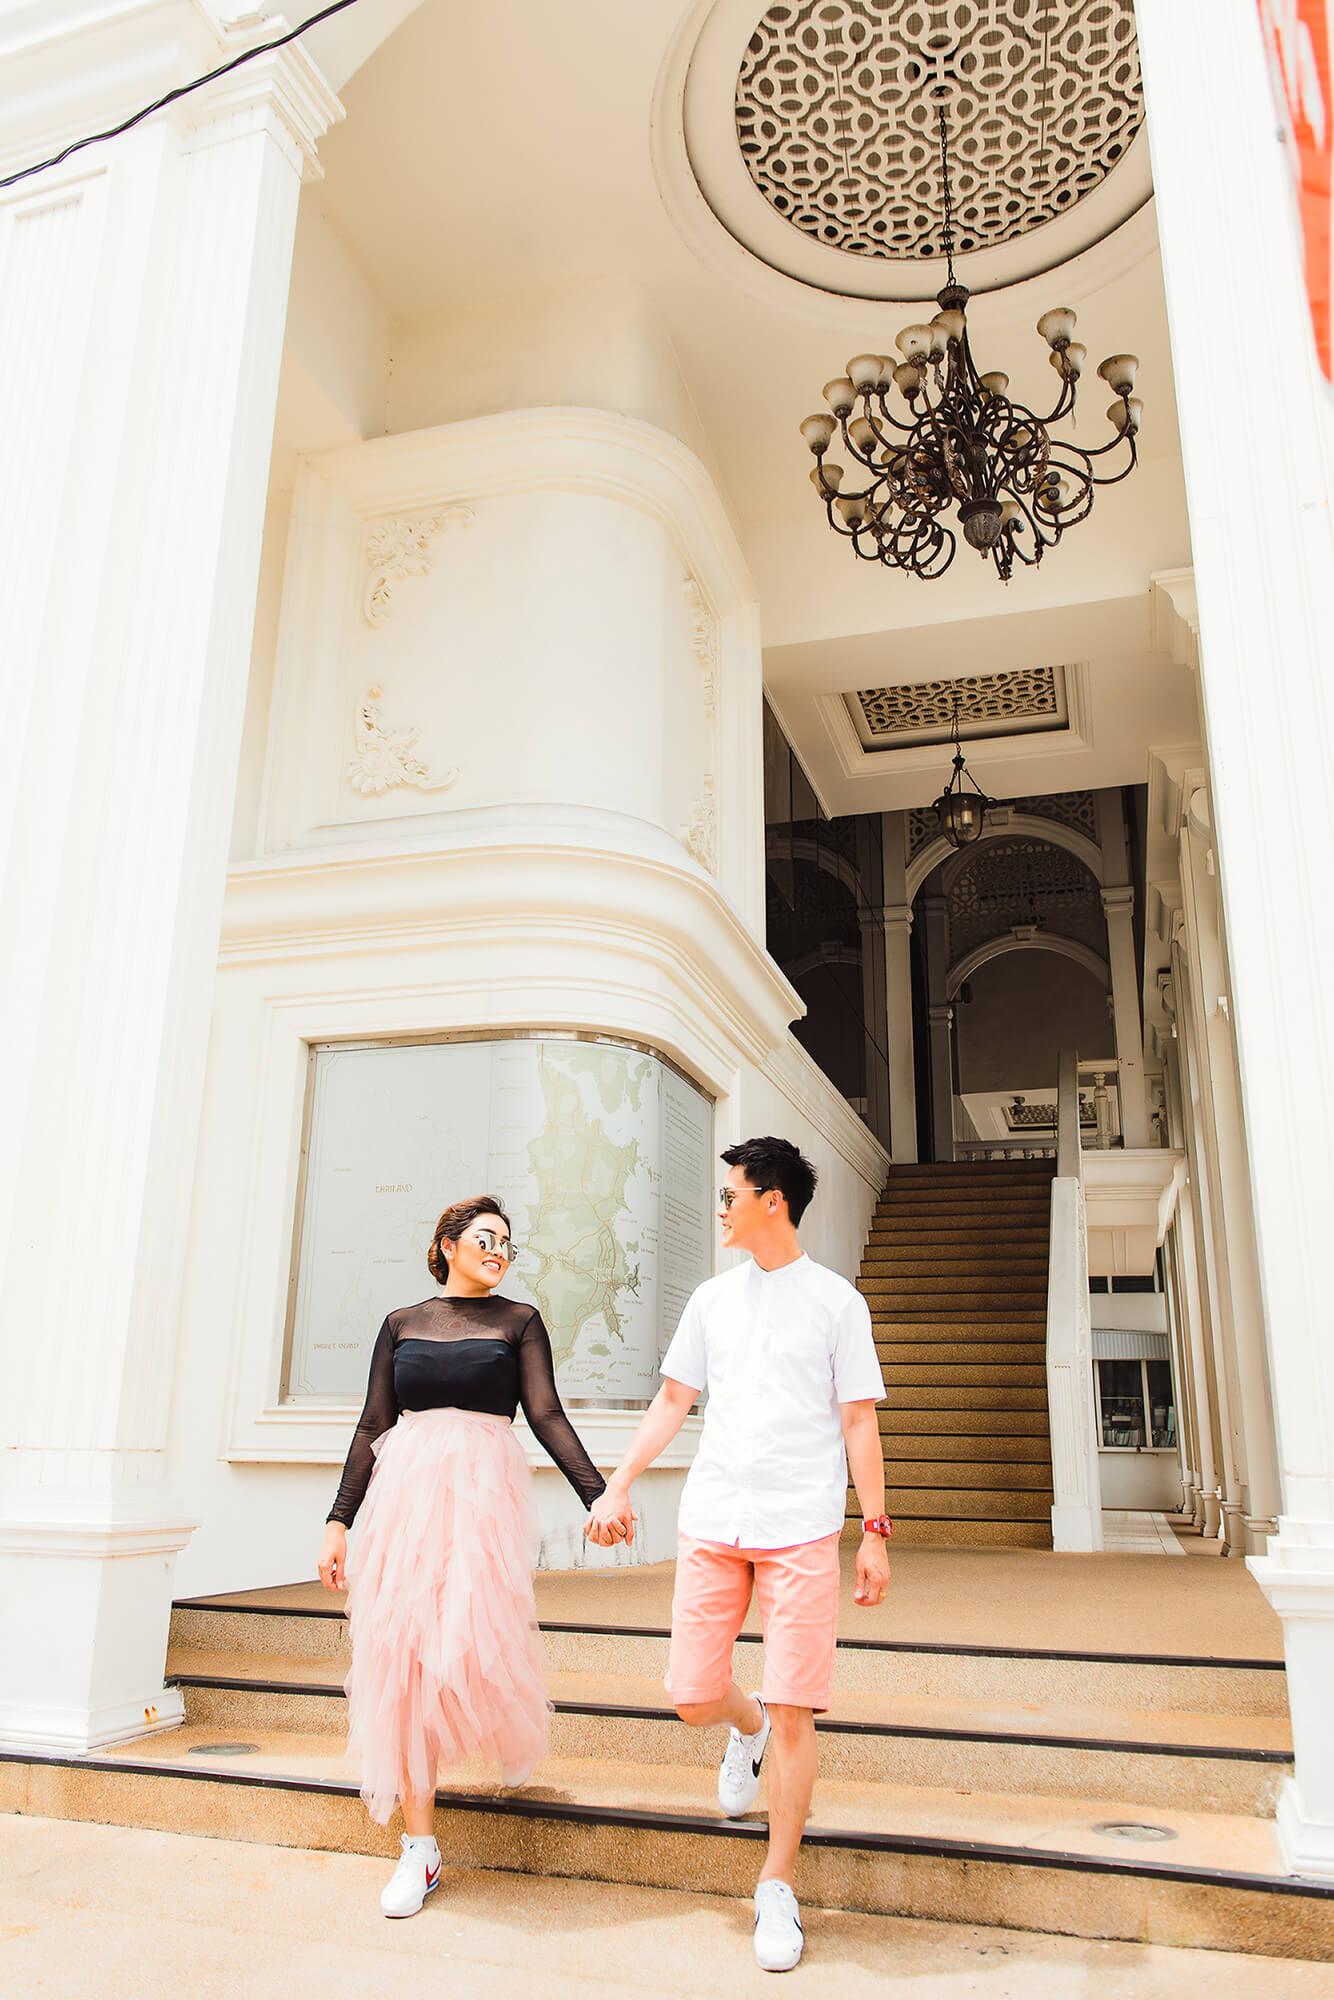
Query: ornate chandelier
xmin=800 ymin=110 xmax=1143 ymax=583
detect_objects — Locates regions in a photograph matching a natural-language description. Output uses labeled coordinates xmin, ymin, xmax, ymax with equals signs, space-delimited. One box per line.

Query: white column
xmin=0 ymin=14 xmax=341 ymax=1748
xmin=921 ymin=895 xmax=954 ymax=1160
xmin=880 ymin=813 xmax=918 ymax=1162
xmin=1178 ymin=802 xmax=1282 ymax=1552
xmin=1095 ymin=795 xmax=1151 ymax=1146
xmin=1139 ymin=0 xmax=1334 ymax=1874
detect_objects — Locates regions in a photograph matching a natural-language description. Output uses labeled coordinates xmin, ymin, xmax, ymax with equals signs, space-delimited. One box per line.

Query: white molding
xmin=947 ymin=933 xmax=1110 ymax=999
xmin=816 ymin=663 xmax=1094 ymax=792
xmin=0 ymin=1687 xmax=186 ymax=1754
xmin=656 ymin=0 xmax=1158 ymax=312
xmin=0 ymin=1515 xmax=196 ymax=1558
xmin=226 ymin=1406 xmax=704 ymax=1471
xmin=760 ymin=1034 xmax=891 ymax=1189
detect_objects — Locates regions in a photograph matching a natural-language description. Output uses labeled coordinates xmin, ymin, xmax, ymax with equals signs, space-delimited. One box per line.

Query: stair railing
xmin=1046 ymin=1048 xmax=1104 ymax=1551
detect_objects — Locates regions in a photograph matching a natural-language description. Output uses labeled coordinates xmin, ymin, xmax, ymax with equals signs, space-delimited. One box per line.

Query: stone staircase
xmin=3 ymin=1583 xmax=1329 ymax=1958
xmin=850 ymin=1161 xmax=1055 ymax=1547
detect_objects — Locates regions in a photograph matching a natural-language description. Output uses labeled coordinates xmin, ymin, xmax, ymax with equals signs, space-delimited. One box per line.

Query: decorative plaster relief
xmin=345 ymin=686 xmax=458 ymax=797
xmin=857 ymin=667 xmax=1062 ymax=740
xmin=683 ymin=780 xmax=718 ymax=874
xmin=682 ymin=577 xmax=719 ymax=717
xmin=362 ymin=507 xmax=472 ymax=626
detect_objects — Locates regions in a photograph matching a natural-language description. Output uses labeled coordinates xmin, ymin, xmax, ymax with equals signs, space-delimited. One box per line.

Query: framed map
xmin=282 ymin=1034 xmax=714 ymax=1407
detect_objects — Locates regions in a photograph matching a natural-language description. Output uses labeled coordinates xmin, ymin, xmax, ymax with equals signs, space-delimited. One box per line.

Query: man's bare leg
xmin=757 ymin=1703 xmax=817 ymax=1884
xmin=674 ymin=1683 xmax=764 ymax=1734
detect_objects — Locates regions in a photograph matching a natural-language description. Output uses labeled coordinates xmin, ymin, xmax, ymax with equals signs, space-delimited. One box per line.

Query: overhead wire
xmin=0 ymin=0 xmax=365 ymax=193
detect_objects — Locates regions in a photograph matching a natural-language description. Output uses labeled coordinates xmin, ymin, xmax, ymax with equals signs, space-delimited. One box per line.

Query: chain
xmin=937 ymin=104 xmax=957 ymax=283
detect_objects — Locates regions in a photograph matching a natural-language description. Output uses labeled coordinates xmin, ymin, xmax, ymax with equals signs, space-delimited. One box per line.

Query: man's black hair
xmin=720 ymin=1136 xmax=818 ymax=1226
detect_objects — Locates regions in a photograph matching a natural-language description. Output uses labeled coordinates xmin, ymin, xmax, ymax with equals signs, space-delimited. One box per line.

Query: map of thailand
xmin=288 ymin=1037 xmax=711 ymax=1406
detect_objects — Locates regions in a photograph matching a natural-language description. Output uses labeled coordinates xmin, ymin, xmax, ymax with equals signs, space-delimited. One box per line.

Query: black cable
xmin=0 ymin=0 xmax=365 ymax=192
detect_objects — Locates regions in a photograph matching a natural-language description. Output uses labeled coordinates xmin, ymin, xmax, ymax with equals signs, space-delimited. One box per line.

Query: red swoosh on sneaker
xmin=426 ymin=1864 xmax=440 ymax=1889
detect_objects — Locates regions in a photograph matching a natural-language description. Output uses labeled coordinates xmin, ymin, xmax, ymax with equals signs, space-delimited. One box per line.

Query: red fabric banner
xmin=1258 ymin=0 xmax=1333 ymax=378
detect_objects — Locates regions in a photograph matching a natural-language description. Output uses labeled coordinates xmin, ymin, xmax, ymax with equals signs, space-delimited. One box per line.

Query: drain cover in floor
xmin=1090 ymin=1820 xmax=1178 ymax=1842
xmin=198 ymin=1742 xmax=260 ymax=1756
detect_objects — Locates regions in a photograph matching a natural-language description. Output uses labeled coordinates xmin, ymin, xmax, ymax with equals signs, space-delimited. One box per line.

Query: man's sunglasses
xmin=717 ymin=1185 xmax=773 ymax=1209
xmin=467 ymin=1227 xmax=519 ymax=1264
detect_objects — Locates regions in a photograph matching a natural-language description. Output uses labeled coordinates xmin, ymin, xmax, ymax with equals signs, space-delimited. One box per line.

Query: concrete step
xmin=873 ymin=1406 xmax=1052 ymax=1435
xmin=864 ymin=1227 xmax=1051 ymax=1248
xmin=882 ymin=1169 xmax=1055 ymax=1187
xmin=876 ymin=1460 xmax=1054 ymax=1490
xmin=879 ymin=1430 xmax=1053 ymax=1461
xmin=879 ymin=1385 xmax=1050 ymax=1410
xmin=876 ymin=1343 xmax=1048 ymax=1367
xmin=868 ymin=1315 xmax=1047 ymax=1333
xmin=158 ymin=1654 xmax=1292 ymax=1818
xmin=882 ymin=1488 xmax=1054 ymax=1521
xmin=7 ymin=1735 xmax=1325 ymax=1957
xmin=879 ymin=1363 xmax=1049 ymax=1388
xmin=859 ymin=1269 xmax=1048 ymax=1290
xmin=856 ymin=1264 xmax=1056 ymax=1280
xmin=874 ymin=1200 xmax=1052 ymax=1220
xmin=165 ymin=1604 xmax=1290 ymax=1718
xmin=860 ymin=1292 xmax=1050 ymax=1316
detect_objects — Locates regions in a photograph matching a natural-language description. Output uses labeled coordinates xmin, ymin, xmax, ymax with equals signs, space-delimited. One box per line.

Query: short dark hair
xmin=428 ymin=1195 xmax=512 ymax=1284
xmin=720 ymin=1137 xmax=818 ymax=1225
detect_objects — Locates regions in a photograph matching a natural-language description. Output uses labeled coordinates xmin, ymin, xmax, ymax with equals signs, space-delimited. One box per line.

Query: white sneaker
xmin=380 ymin=1834 xmax=441 ymax=1917
xmin=718 ymin=1695 xmax=770 ymax=1817
xmin=753 ymin=1879 xmax=804 ymax=1972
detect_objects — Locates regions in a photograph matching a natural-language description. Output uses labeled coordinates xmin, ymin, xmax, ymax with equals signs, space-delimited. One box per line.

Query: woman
xmin=316 ymin=1194 xmax=612 ymax=1918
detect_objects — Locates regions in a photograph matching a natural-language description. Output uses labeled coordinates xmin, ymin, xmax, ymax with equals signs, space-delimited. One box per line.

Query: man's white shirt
xmin=660 ymin=1253 xmax=886 ymax=1549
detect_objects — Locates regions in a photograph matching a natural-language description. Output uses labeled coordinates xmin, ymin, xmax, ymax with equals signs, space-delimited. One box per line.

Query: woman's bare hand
xmin=317 ymin=1522 xmax=348 ymax=1592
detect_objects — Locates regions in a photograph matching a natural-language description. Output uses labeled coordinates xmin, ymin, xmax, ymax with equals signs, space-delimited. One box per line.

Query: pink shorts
xmin=664 ymin=1532 xmax=841 ymax=1714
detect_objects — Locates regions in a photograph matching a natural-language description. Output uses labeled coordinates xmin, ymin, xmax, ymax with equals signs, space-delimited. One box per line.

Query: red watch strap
xmin=862 ymin=1514 xmax=893 ymax=1538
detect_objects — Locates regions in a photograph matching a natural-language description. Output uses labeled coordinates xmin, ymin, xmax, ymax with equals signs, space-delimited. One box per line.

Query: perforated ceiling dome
xmin=735 ymin=0 xmax=1142 ymax=262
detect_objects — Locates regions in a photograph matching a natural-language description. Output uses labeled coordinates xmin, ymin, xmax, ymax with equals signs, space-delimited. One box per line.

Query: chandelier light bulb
xmin=933 ymin=308 xmax=966 ymax=344
xmin=893 ymin=361 xmax=924 ymax=396
xmin=848 ymin=416 xmax=878 ymax=452
xmin=999 ymin=499 xmax=1022 ymax=529
xmin=979 ymin=371 xmax=1010 ymax=398
xmin=1108 ymin=397 xmax=1144 ymax=433
xmin=817 ymin=461 xmax=845 ymax=491
xmin=875 ymin=355 xmax=898 ymax=389
xmin=800 ymin=414 xmax=836 ymax=453
xmin=847 ymin=353 xmax=883 ymax=390
xmin=835 ymin=494 xmax=867 ymax=527
xmin=1098 ymin=353 xmax=1139 ymax=394
xmin=823 ymin=376 xmax=855 ymax=415
xmin=1037 ymin=307 xmax=1078 ymax=348
xmin=896 ymin=324 xmax=934 ymax=360
xmin=1050 ymin=341 xmax=1086 ymax=378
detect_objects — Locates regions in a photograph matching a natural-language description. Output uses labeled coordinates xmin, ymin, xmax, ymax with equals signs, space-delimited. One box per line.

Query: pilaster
xmin=0 ymin=10 xmax=342 ymax=1748
xmin=1139 ymin=0 xmax=1334 ymax=1871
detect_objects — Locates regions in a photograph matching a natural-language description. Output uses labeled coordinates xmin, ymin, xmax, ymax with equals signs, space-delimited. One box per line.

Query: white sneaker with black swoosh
xmin=380 ymin=1834 xmax=441 ymax=1917
xmin=753 ymin=1879 xmax=804 ymax=1972
xmin=718 ymin=1695 xmax=770 ymax=1817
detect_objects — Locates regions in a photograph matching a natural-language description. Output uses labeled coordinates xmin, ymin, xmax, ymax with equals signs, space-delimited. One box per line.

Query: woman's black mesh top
xmin=327 ymin=1294 xmax=607 ymax=1526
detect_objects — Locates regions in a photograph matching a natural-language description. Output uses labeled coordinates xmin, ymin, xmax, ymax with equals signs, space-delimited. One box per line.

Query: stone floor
xmin=1100 ymin=1511 xmax=1188 ymax=1555
xmin=3 ymin=1816 xmax=1329 ymax=1998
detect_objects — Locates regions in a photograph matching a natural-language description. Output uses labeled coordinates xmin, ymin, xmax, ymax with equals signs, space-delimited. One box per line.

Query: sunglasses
xmin=717 ymin=1185 xmax=772 ymax=1209
xmin=466 ymin=1227 xmax=519 ymax=1264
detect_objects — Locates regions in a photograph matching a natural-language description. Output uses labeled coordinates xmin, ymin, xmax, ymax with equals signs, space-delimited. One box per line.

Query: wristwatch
xmin=861 ymin=1514 xmax=893 ymax=1538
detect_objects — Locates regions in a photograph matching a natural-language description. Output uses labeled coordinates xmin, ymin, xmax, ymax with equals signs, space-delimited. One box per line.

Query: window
xmin=1097 ymin=1358 xmax=1176 ymax=1450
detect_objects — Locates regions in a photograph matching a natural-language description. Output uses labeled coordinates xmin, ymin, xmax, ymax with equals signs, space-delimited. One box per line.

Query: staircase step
xmin=877 ymin=1458 xmax=1053 ymax=1488
xmin=865 ymin=1225 xmax=1051 ymax=1246
xmin=882 ymin=1487 xmax=1054 ymax=1521
xmin=876 ymin=1342 xmax=1048 ymax=1367
xmin=882 ymin=1168 xmax=1056 ymax=1185
xmin=861 ymin=1295 xmax=1050 ymax=1317
xmin=157 ymin=1654 xmax=1291 ymax=1818
xmin=7 ymin=1736 xmax=1324 ymax=1957
xmin=879 ymin=1430 xmax=1053 ymax=1461
xmin=879 ymin=1363 xmax=1049 ymax=1388
xmin=868 ymin=1315 xmax=1046 ymax=1333
xmin=876 ymin=1407 xmax=1051 ymax=1435
xmin=166 ymin=1602 xmax=1290 ymax=1714
xmin=860 ymin=1257 xmax=1050 ymax=1277
xmin=880 ymin=1385 xmax=1050 ymax=1410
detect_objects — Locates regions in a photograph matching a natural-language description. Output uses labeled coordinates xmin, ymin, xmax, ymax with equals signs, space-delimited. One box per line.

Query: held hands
xmin=585 ymin=1485 xmax=637 ymax=1548
xmin=853 ymin=1532 xmax=890 ymax=1608
xmin=317 ymin=1522 xmax=347 ymax=1592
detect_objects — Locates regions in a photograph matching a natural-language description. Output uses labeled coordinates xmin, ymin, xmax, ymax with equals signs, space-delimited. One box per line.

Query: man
xmin=586 ymin=1136 xmax=890 ymax=1974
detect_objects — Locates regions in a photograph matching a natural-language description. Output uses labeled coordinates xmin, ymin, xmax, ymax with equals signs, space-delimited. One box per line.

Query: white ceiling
xmin=298 ymin=0 xmax=1195 ymax=813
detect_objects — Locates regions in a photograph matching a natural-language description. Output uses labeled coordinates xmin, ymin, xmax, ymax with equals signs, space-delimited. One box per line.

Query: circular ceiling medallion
xmin=736 ymin=0 xmax=1142 ymax=261
xmin=672 ymin=0 xmax=1154 ymax=302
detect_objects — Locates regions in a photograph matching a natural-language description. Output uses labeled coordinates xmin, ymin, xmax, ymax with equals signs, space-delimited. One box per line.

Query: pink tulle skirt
xmin=343 ymin=1406 xmax=549 ymax=1824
